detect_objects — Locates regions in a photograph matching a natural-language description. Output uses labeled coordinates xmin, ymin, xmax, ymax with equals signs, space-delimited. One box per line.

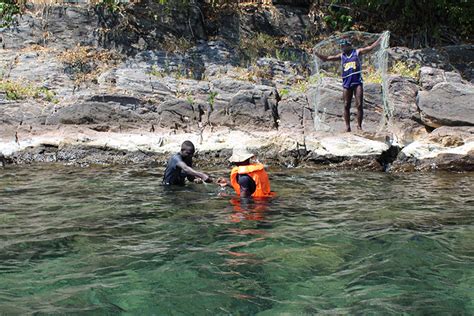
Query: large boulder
xmin=393 ymin=126 xmax=474 ymax=171
xmin=442 ymin=45 xmax=474 ymax=82
xmin=154 ymin=99 xmax=201 ymax=130
xmin=419 ymin=66 xmax=463 ymax=90
xmin=387 ymin=75 xmax=420 ymax=120
xmin=417 ymin=82 xmax=474 ymax=128
xmin=210 ymin=86 xmax=279 ymax=130
xmin=278 ymin=92 xmax=308 ymax=131
xmin=386 ymin=75 xmax=427 ymax=146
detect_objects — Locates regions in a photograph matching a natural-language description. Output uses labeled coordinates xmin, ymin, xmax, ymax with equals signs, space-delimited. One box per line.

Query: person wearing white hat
xmin=163 ymin=140 xmax=213 ymax=185
xmin=218 ymin=147 xmax=274 ymax=198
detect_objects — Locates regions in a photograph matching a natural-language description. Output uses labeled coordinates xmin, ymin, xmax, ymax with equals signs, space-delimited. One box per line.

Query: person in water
xmin=163 ymin=140 xmax=213 ymax=185
xmin=217 ymin=148 xmax=274 ymax=198
xmin=314 ymin=37 xmax=382 ymax=132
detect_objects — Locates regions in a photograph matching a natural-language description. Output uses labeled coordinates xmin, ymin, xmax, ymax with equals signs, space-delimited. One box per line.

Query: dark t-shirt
xmin=163 ymin=153 xmax=194 ymax=185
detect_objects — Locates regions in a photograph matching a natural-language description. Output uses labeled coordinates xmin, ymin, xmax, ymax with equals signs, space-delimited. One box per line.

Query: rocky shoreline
xmin=0 ymin=3 xmax=473 ymax=172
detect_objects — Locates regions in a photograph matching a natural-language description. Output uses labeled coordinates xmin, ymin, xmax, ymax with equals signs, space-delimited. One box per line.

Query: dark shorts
xmin=342 ymin=76 xmax=363 ymax=89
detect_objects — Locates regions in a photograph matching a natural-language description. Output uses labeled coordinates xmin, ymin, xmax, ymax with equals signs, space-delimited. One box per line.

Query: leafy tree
xmin=0 ymin=0 xmax=22 ymax=27
xmin=322 ymin=0 xmax=473 ymax=46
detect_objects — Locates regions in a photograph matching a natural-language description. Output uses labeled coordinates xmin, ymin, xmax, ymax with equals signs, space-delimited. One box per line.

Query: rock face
xmin=3 ymin=6 xmax=99 ymax=50
xmin=443 ymin=45 xmax=474 ymax=82
xmin=417 ymin=82 xmax=474 ymax=128
xmin=388 ymin=45 xmax=474 ymax=82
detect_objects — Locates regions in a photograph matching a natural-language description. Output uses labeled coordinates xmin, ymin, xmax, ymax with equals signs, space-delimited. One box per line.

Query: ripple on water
xmin=0 ymin=164 xmax=473 ymax=314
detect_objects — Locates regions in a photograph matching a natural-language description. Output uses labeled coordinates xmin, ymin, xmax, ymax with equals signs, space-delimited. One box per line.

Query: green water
xmin=0 ymin=164 xmax=473 ymax=315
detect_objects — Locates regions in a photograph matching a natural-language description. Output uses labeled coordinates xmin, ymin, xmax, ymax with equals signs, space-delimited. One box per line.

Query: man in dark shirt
xmin=162 ymin=141 xmax=212 ymax=185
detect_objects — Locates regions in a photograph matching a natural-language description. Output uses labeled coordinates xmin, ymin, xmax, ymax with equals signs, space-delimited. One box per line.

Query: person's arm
xmin=176 ymin=161 xmax=212 ymax=183
xmin=357 ymin=36 xmax=382 ymax=55
xmin=313 ymin=50 xmax=341 ymax=62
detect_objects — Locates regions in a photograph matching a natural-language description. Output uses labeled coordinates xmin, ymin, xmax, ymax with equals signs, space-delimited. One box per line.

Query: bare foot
xmin=345 ymin=127 xmax=351 ymax=133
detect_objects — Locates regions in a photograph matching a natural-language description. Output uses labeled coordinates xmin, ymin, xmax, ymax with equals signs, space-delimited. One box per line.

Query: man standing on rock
xmin=314 ymin=37 xmax=382 ymax=132
xmin=163 ymin=140 xmax=213 ymax=185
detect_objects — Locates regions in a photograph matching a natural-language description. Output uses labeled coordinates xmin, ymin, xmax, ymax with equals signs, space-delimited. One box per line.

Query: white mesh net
xmin=311 ymin=31 xmax=390 ymax=131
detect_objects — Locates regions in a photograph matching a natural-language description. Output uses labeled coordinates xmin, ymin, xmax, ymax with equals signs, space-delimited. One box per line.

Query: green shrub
xmin=0 ymin=79 xmax=58 ymax=102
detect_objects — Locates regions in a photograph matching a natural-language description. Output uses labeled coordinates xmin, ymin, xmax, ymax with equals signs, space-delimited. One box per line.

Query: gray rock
xmin=97 ymin=0 xmax=206 ymax=54
xmin=387 ymin=75 xmax=420 ymax=120
xmin=310 ymin=77 xmax=383 ymax=132
xmin=419 ymin=66 xmax=463 ymax=90
xmin=417 ymin=82 xmax=474 ymax=128
xmin=45 ymin=101 xmax=156 ymax=125
xmin=211 ymin=78 xmax=255 ymax=96
xmin=427 ymin=126 xmax=474 ymax=146
xmin=2 ymin=51 xmax=75 ymax=98
xmin=386 ymin=75 xmax=426 ymax=148
xmin=388 ymin=47 xmax=452 ymax=70
xmin=210 ymin=87 xmax=278 ymax=130
xmin=393 ymin=126 xmax=474 ymax=172
xmin=154 ymin=99 xmax=201 ymax=130
xmin=3 ymin=6 xmax=98 ymax=50
xmin=112 ymin=67 xmax=174 ymax=98
xmin=278 ymin=93 xmax=307 ymax=130
xmin=0 ymin=100 xmax=55 ymax=125
xmin=442 ymin=45 xmax=474 ymax=82
xmin=239 ymin=4 xmax=310 ymax=41
xmin=254 ymin=57 xmax=308 ymax=88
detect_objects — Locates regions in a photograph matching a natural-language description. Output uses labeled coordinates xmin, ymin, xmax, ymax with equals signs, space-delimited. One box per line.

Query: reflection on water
xmin=0 ymin=164 xmax=473 ymax=314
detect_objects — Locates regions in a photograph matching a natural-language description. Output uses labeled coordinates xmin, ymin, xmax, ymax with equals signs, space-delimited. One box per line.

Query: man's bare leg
xmin=343 ymin=88 xmax=353 ymax=132
xmin=354 ymin=84 xmax=364 ymax=130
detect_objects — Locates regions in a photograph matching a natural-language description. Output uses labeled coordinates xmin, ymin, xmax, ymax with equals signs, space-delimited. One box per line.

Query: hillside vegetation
xmin=1 ymin=0 xmax=472 ymax=47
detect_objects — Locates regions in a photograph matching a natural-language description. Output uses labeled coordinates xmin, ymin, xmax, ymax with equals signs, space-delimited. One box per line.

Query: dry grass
xmin=390 ymin=61 xmax=420 ymax=79
xmin=58 ymin=45 xmax=122 ymax=86
xmin=364 ymin=65 xmax=382 ymax=84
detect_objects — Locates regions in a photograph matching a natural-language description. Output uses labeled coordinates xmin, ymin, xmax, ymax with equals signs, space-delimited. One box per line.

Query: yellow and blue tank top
xmin=341 ymin=49 xmax=362 ymax=89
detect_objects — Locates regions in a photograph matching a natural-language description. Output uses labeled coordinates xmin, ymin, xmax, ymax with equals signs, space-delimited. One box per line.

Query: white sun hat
xmin=228 ymin=147 xmax=255 ymax=163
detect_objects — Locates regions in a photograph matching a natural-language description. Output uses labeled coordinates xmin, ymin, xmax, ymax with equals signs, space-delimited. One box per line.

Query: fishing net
xmin=311 ymin=31 xmax=390 ymax=131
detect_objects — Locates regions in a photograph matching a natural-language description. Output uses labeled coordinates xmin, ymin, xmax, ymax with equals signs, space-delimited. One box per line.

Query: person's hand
xmin=216 ymin=177 xmax=228 ymax=187
xmin=193 ymin=178 xmax=203 ymax=184
xmin=204 ymin=176 xmax=213 ymax=183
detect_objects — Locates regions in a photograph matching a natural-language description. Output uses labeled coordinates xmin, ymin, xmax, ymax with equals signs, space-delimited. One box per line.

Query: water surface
xmin=1 ymin=164 xmax=473 ymax=314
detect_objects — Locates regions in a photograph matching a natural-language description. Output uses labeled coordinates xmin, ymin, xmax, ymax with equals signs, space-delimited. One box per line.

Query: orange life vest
xmin=230 ymin=163 xmax=275 ymax=198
